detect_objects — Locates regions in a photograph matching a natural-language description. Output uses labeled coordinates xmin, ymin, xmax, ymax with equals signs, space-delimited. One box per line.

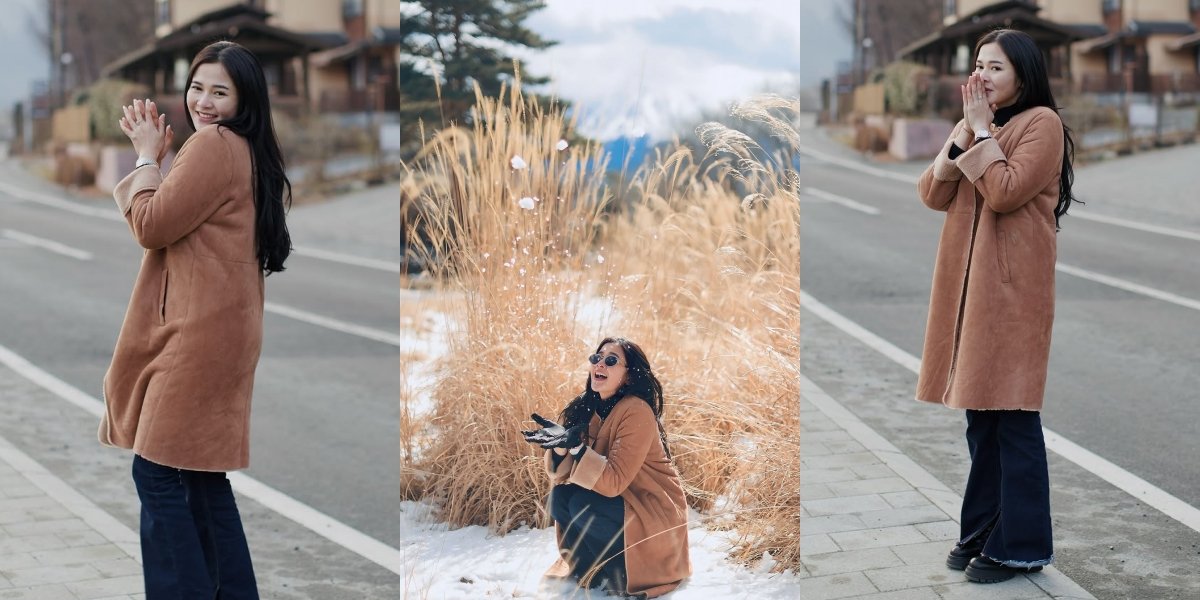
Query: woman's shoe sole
xmin=964 ymin=564 xmax=1043 ymax=583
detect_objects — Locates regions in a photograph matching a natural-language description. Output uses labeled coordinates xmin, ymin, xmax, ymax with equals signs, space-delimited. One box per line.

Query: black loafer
xmin=946 ymin=540 xmax=984 ymax=570
xmin=964 ymin=556 xmax=1043 ymax=583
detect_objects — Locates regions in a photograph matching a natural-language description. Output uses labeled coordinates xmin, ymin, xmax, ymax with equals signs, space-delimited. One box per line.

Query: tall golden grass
xmin=401 ymin=82 xmax=799 ymax=570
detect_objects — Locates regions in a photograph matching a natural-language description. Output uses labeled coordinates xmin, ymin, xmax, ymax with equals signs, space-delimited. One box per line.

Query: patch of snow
xmin=400 ymin=500 xmax=800 ymax=599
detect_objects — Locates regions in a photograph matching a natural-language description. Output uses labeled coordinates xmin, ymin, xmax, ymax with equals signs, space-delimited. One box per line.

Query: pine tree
xmin=401 ymin=0 xmax=555 ymax=145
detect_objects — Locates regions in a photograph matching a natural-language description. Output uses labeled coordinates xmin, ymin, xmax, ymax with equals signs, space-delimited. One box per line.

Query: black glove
xmin=536 ymin=423 xmax=587 ymax=450
xmin=521 ymin=413 xmax=565 ymax=445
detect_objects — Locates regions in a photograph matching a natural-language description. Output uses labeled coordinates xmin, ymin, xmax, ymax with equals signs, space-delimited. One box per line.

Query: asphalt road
xmin=798 ymin=135 xmax=1200 ymax=598
xmin=0 ymin=160 xmax=399 ymax=596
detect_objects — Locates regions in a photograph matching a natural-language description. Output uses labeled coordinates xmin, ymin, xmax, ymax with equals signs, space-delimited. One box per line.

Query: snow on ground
xmin=401 ymin=305 xmax=455 ymax=418
xmin=400 ymin=500 xmax=800 ymax=599
xmin=401 ymin=298 xmax=799 ymax=599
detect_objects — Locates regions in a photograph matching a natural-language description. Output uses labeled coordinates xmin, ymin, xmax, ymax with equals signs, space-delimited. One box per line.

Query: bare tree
xmin=836 ymin=0 xmax=943 ymax=76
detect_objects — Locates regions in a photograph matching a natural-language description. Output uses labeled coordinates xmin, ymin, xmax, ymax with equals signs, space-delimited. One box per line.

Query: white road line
xmin=800 ymin=289 xmax=1200 ymax=535
xmin=0 ymin=433 xmax=142 ymax=563
xmin=0 ymin=180 xmax=400 ymax=272
xmin=802 ymin=187 xmax=881 ymax=215
xmin=0 ymin=180 xmax=123 ymax=221
xmin=1057 ymin=263 xmax=1200 ymax=312
xmin=798 ymin=141 xmax=1200 ymax=243
xmin=293 ymin=245 xmax=401 ymax=273
xmin=265 ymin=301 xmax=402 ymax=347
xmin=1069 ymin=212 xmax=1200 ymax=242
xmin=2 ymin=229 xmax=93 ymax=260
xmin=0 ymin=341 xmax=403 ymax=575
xmin=796 ymin=143 xmax=918 ymax=183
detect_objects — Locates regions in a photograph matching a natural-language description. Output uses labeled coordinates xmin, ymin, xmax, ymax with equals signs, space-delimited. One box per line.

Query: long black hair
xmin=559 ymin=337 xmax=672 ymax=459
xmin=975 ymin=29 xmax=1079 ymax=229
xmin=184 ymin=41 xmax=292 ymax=273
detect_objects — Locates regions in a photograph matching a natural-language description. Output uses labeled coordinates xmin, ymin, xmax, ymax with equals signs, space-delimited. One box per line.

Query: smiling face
xmin=187 ymin=62 xmax=239 ymax=129
xmin=589 ymin=343 xmax=628 ymax=400
xmin=975 ymin=42 xmax=1021 ymax=108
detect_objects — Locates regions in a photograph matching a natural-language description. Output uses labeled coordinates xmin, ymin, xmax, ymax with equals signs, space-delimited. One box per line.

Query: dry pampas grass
xmin=402 ymin=79 xmax=799 ymax=570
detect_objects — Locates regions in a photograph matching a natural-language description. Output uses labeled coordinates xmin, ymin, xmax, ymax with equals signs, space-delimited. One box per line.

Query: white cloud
xmin=522 ymin=0 xmax=801 ymax=140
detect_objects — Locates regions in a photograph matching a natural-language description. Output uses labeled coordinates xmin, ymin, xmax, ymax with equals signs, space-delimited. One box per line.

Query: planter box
xmin=890 ymin=118 xmax=953 ymax=161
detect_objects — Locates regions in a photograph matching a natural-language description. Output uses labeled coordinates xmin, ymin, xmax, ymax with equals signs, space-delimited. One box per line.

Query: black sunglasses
xmin=588 ymin=353 xmax=623 ymax=367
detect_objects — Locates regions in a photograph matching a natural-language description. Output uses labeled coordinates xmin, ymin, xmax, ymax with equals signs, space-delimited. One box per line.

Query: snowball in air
xmin=518 ymin=196 xmax=537 ymax=210
xmin=511 ymin=155 xmax=527 ymax=169
xmin=556 ymin=139 xmax=569 ymax=151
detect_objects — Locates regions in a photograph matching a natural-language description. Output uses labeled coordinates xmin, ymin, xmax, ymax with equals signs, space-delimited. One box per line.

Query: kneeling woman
xmin=523 ymin=337 xmax=691 ymax=598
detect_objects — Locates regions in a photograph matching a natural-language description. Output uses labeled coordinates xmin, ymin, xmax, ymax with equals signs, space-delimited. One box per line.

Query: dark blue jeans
xmin=960 ymin=410 xmax=1054 ymax=568
xmin=548 ymin=483 xmax=626 ymax=586
xmin=132 ymin=455 xmax=258 ymax=599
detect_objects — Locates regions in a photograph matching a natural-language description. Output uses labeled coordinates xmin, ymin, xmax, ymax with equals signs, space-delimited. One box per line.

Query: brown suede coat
xmin=543 ymin=396 xmax=690 ymax=598
xmin=915 ymin=107 xmax=1062 ymax=411
xmin=100 ymin=126 xmax=264 ymax=471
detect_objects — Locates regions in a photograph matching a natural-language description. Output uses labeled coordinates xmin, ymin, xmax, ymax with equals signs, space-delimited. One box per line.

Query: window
xmin=343 ymin=0 xmax=363 ymax=18
xmin=1102 ymin=0 xmax=1120 ymax=13
xmin=155 ymin=0 xmax=170 ymax=27
xmin=1191 ymin=0 xmax=1200 ymax=13
xmin=943 ymin=0 xmax=956 ymax=19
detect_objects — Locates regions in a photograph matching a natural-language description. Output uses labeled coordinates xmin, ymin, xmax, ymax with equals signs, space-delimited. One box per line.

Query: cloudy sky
xmin=0 ymin=0 xmax=50 ymax=118
xmin=522 ymin=0 xmax=805 ymax=140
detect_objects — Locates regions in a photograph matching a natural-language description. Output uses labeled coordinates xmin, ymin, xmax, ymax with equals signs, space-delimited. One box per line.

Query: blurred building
xmin=898 ymin=0 xmax=1200 ymax=95
xmin=101 ymin=0 xmax=399 ymax=117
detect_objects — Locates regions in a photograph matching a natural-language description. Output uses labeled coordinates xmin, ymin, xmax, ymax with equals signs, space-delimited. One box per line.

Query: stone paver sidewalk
xmin=0 ymin=434 xmax=143 ymax=600
xmin=799 ymin=376 xmax=1095 ymax=600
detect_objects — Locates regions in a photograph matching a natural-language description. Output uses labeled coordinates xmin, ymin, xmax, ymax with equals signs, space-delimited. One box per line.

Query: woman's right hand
xmin=119 ymin=99 xmax=173 ymax=164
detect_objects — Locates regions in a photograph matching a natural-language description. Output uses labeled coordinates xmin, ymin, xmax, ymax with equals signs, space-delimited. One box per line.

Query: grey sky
xmin=800 ymin=0 xmax=854 ymax=86
xmin=1 ymin=0 xmax=50 ymax=116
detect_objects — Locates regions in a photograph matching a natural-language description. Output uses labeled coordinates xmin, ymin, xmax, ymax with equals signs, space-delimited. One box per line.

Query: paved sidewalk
xmin=799 ymin=376 xmax=1095 ymax=600
xmin=0 ymin=434 xmax=143 ymax=599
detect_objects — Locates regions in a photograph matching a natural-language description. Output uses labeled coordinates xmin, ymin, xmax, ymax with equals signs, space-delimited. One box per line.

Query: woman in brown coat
xmin=916 ymin=29 xmax=1078 ymax=584
xmin=103 ymin=41 xmax=291 ymax=598
xmin=523 ymin=337 xmax=690 ymax=598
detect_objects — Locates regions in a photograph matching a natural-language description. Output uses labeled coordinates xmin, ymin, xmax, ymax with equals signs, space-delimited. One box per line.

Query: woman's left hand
xmin=533 ymin=424 xmax=586 ymax=450
xmin=119 ymin=98 xmax=173 ymax=161
xmin=522 ymin=413 xmax=565 ymax=445
xmin=962 ymin=73 xmax=996 ymax=133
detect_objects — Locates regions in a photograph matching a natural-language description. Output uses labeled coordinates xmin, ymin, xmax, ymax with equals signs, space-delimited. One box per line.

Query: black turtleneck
xmin=948 ymin=104 xmax=1022 ymax=159
xmin=596 ymin=394 xmax=621 ymax=419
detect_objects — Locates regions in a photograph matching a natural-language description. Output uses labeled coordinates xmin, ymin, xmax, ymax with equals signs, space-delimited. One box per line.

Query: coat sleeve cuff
xmin=567 ymin=446 xmax=606 ymax=490
xmin=957 ymin=138 xmax=1006 ymax=182
xmin=113 ymin=165 xmax=163 ymax=215
xmin=544 ymin=449 xmax=574 ymax=484
xmin=931 ymin=150 xmax=963 ymax=182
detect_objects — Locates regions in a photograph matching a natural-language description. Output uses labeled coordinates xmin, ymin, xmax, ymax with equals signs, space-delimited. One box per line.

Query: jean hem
xmin=983 ymin=552 xmax=1054 ymax=568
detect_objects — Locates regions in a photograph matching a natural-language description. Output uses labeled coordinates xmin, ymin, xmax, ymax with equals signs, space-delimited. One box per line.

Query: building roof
xmin=305 ymin=32 xmax=350 ymax=47
xmin=1075 ymin=32 xmax=1122 ymax=54
xmin=173 ymin=4 xmax=272 ymax=34
xmin=375 ymin=27 xmax=403 ymax=44
xmin=1076 ymin=21 xmax=1198 ymax=55
xmin=1168 ymin=31 xmax=1200 ymax=50
xmin=898 ymin=3 xmax=1083 ymax=60
xmin=101 ymin=6 xmax=338 ymax=78
xmin=1127 ymin=21 xmax=1197 ymax=36
xmin=311 ymin=28 xmax=401 ymax=67
xmin=1063 ymin=23 xmax=1110 ymax=39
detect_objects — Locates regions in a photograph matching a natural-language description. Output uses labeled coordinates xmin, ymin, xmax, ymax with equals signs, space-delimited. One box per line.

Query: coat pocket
xmin=996 ymin=229 xmax=1011 ymax=283
xmin=158 ymin=269 xmax=169 ymax=325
